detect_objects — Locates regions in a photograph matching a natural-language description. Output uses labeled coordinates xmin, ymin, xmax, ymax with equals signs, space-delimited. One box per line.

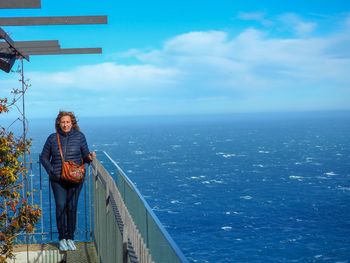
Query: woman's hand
xmin=88 ymin=152 xmax=96 ymax=161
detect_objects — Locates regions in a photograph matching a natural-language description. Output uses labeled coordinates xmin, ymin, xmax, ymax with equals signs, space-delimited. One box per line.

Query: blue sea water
xmin=27 ymin=111 xmax=350 ymax=262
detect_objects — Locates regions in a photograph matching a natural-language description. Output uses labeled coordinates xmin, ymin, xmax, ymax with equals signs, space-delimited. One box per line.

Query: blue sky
xmin=1 ymin=0 xmax=350 ymax=118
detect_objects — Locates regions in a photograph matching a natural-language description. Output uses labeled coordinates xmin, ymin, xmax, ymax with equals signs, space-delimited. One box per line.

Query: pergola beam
xmin=0 ymin=27 xmax=14 ymax=46
xmin=0 ymin=3 xmax=107 ymax=73
xmin=0 ymin=47 xmax=102 ymax=56
xmin=0 ymin=40 xmax=60 ymax=49
xmin=0 ymin=0 xmax=41 ymax=9
xmin=0 ymin=16 xmax=107 ymax=26
xmin=23 ymin=47 xmax=102 ymax=55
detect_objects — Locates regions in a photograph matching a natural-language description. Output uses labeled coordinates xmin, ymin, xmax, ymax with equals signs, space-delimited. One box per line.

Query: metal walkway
xmin=11 ymin=242 xmax=98 ymax=263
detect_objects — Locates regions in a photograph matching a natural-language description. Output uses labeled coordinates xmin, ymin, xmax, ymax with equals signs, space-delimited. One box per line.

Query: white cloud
xmin=278 ymin=13 xmax=317 ymax=36
xmin=128 ymin=27 xmax=350 ymax=92
xmin=238 ymin=12 xmax=318 ymax=36
xmin=27 ymin=62 xmax=179 ymax=92
xmin=164 ymin=31 xmax=229 ymax=54
xmin=237 ymin=11 xmax=273 ymax=27
xmin=2 ymin=13 xmax=349 ymax=117
xmin=238 ymin=11 xmax=266 ymax=21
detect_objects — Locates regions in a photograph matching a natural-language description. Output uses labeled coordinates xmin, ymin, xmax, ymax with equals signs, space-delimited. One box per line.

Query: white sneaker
xmin=66 ymin=239 xmax=77 ymax=251
xmin=59 ymin=239 xmax=68 ymax=251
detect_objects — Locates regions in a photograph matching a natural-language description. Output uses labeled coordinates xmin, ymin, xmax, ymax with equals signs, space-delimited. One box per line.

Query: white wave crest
xmin=337 ymin=186 xmax=350 ymax=191
xmin=240 ymin=195 xmax=253 ymax=200
xmin=216 ymin=152 xmax=236 ymax=158
xmin=289 ymin=175 xmax=304 ymax=180
xmin=258 ymin=150 xmax=270 ymax=154
xmin=211 ymin=179 xmax=224 ymax=184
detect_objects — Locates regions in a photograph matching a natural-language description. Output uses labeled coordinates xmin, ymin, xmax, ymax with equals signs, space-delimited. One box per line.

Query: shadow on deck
xmin=11 ymin=242 xmax=98 ymax=263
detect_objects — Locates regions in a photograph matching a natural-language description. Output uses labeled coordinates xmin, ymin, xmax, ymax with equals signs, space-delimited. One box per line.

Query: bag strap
xmin=56 ymin=132 xmax=84 ymax=164
xmin=56 ymin=133 xmax=65 ymax=162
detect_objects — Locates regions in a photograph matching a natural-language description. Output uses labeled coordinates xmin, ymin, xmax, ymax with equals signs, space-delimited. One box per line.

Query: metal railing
xmin=13 ymin=152 xmax=188 ymax=262
xmin=14 ymin=155 xmax=93 ymax=244
xmin=92 ymin=152 xmax=188 ymax=263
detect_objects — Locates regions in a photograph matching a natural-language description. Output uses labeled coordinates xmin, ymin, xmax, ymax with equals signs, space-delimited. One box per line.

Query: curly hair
xmin=55 ymin=111 xmax=80 ymax=131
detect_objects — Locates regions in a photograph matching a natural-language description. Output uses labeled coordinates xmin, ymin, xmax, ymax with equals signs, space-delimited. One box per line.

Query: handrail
xmin=103 ymin=151 xmax=188 ymax=262
xmin=92 ymin=152 xmax=188 ymax=263
xmin=92 ymin=157 xmax=150 ymax=262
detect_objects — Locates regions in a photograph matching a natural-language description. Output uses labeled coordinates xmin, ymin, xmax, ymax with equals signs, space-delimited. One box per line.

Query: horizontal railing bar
xmin=17 ymin=232 xmax=51 ymax=236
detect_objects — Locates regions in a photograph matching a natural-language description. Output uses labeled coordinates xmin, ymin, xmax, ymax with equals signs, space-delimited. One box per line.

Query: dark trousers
xmin=50 ymin=179 xmax=83 ymax=240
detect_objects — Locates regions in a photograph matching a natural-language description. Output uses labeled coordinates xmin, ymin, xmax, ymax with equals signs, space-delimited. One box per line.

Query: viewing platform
xmin=11 ymin=152 xmax=188 ymax=263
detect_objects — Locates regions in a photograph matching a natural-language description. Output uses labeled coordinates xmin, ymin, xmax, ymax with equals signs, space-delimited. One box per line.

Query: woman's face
xmin=60 ymin=115 xmax=72 ymax=133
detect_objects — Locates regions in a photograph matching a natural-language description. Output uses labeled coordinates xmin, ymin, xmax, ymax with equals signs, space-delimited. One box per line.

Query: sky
xmin=1 ymin=0 xmax=350 ymax=118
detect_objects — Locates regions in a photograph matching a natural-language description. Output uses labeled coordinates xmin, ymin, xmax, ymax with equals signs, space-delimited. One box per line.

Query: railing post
xmin=123 ymin=241 xmax=128 ymax=263
xmin=39 ymin=159 xmax=44 ymax=242
xmin=49 ymin=180 xmax=53 ymax=241
xmin=84 ymin=168 xmax=88 ymax=240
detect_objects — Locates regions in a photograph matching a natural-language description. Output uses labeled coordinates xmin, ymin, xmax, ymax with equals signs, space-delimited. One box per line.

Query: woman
xmin=40 ymin=111 xmax=95 ymax=251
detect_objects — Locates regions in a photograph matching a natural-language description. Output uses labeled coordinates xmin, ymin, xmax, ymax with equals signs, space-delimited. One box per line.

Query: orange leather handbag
xmin=56 ymin=133 xmax=85 ymax=184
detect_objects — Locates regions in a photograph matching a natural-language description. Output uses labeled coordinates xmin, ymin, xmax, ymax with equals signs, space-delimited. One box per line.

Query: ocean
xmin=26 ymin=111 xmax=350 ymax=262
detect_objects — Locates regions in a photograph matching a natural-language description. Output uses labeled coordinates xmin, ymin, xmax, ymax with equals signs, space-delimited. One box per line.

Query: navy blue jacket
xmin=40 ymin=128 xmax=91 ymax=182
